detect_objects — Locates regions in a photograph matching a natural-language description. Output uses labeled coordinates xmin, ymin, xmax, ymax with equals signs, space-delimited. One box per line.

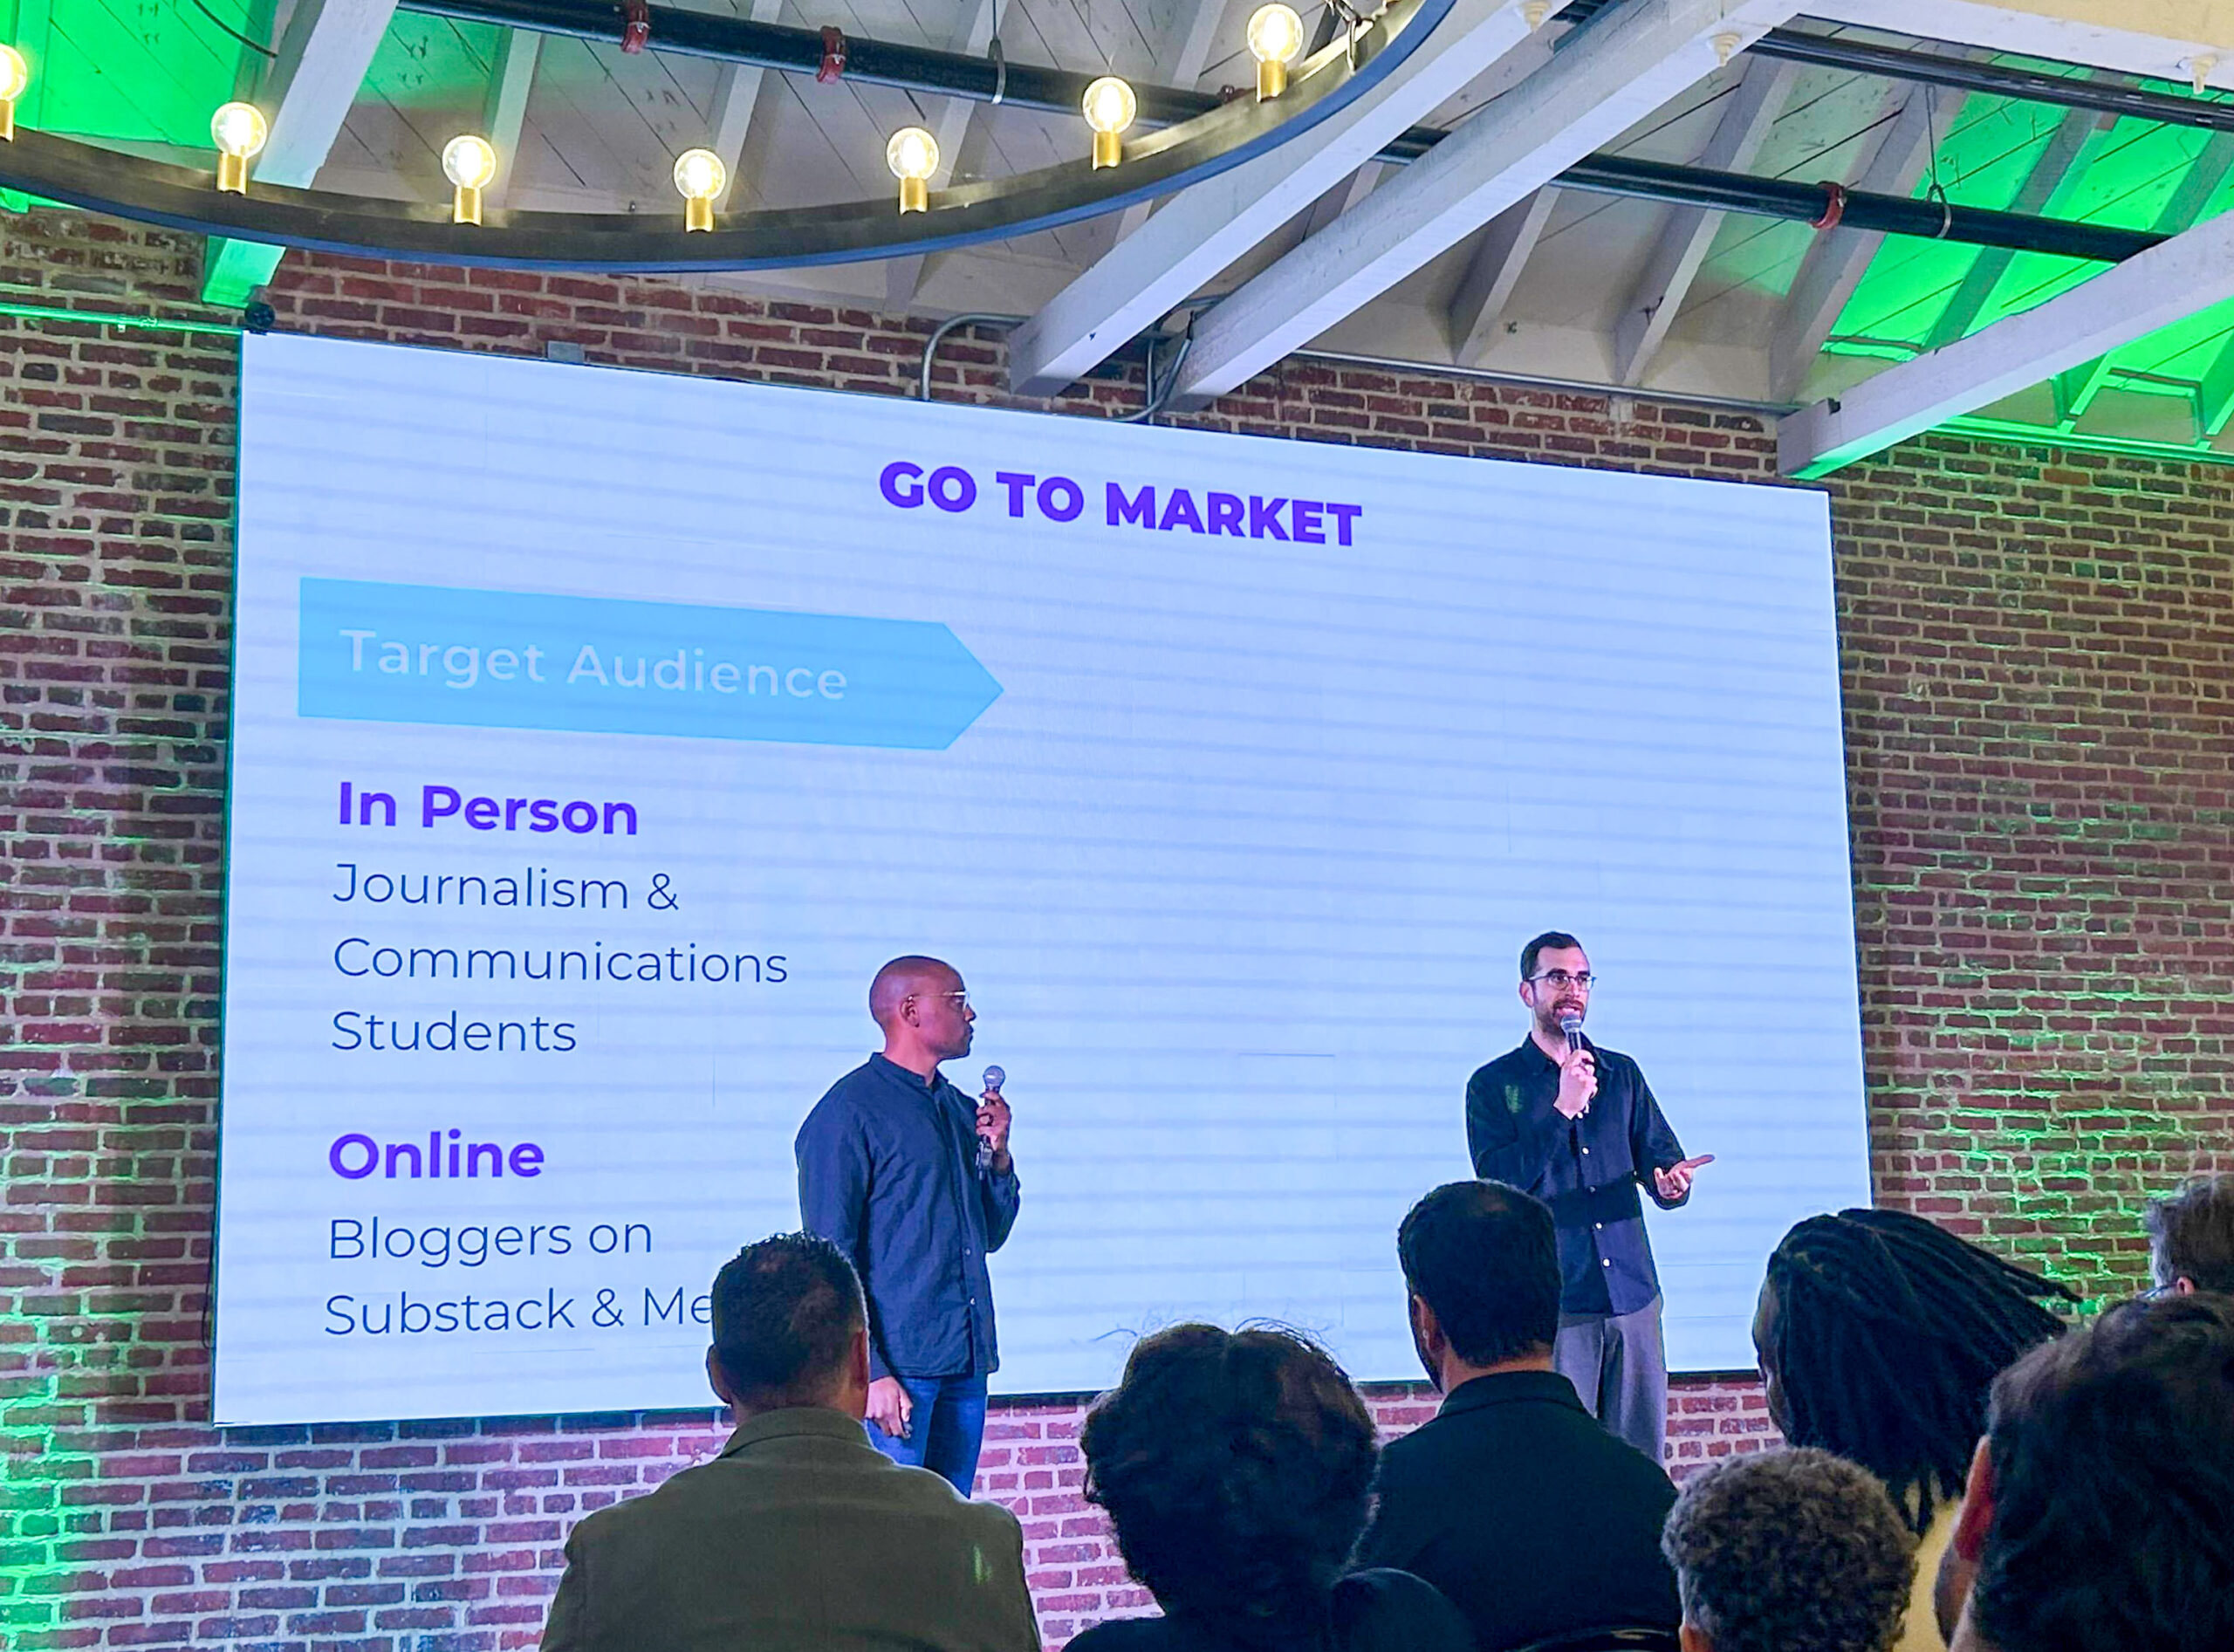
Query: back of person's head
xmin=2144 ymin=1173 xmax=2234 ymax=1293
xmin=1661 ymin=1448 xmax=1913 ymax=1652
xmin=1398 ymin=1179 xmax=1559 ymax=1367
xmin=1758 ymin=1208 xmax=2073 ymax=1532
xmin=1080 ymin=1324 xmax=1377 ymax=1649
xmin=709 ymin=1232 xmax=865 ymax=1409
xmin=1961 ymin=1292 xmax=2234 ymax=1652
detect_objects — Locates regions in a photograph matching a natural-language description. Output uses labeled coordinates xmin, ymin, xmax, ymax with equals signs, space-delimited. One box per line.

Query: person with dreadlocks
xmin=1752 ymin=1208 xmax=2075 ymax=1652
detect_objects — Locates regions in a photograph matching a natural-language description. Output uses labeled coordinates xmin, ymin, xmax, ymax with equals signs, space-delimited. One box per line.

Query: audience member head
xmin=2143 ymin=1172 xmax=2234 ymax=1294
xmin=1081 ymin=1324 xmax=1378 ymax=1649
xmin=706 ymin=1232 xmax=870 ymax=1419
xmin=1661 ymin=1448 xmax=1913 ymax=1652
xmin=1397 ymin=1179 xmax=1559 ymax=1392
xmin=1936 ymin=1292 xmax=2234 ymax=1652
xmin=1755 ymin=1208 xmax=2073 ymax=1532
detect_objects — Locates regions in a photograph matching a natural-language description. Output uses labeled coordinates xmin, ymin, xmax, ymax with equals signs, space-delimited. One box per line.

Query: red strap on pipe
xmin=819 ymin=25 xmax=848 ymax=82
xmin=620 ymin=0 xmax=650 ymax=51
xmin=1810 ymin=181 xmax=1847 ymax=231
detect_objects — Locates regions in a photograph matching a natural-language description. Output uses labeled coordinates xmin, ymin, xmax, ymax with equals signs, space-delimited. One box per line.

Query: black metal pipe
xmin=1746 ymin=26 xmax=2234 ymax=135
xmin=398 ymin=0 xmax=2164 ymax=268
xmin=1557 ymin=154 xmax=2164 ymax=263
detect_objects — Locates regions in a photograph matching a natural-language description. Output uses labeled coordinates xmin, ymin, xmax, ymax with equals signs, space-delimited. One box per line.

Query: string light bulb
xmin=0 ymin=44 xmax=26 ymax=142
xmin=442 ymin=134 xmax=498 ymax=225
xmin=673 ymin=147 xmax=726 ymax=231
xmin=1247 ymin=4 xmax=1305 ymax=100
xmin=210 ymin=101 xmax=269 ymax=194
xmin=887 ymin=127 xmax=939 ymax=214
xmin=1081 ymin=77 xmax=1136 ymax=169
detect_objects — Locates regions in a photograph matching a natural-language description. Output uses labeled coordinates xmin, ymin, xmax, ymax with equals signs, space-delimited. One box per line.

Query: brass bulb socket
xmin=1256 ymin=58 xmax=1288 ymax=100
xmin=1092 ymin=129 xmax=1122 ymax=169
xmin=217 ymin=152 xmax=250 ymax=194
xmin=0 ymin=99 xmax=15 ymax=143
xmin=685 ymin=195 xmax=714 ymax=232
xmin=898 ymin=175 xmax=928 ymax=214
xmin=453 ymin=182 xmax=483 ymax=226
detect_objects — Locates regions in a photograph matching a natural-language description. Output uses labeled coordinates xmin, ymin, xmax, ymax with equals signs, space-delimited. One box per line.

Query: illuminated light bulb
xmin=887 ymin=127 xmax=939 ymax=215
xmin=442 ymin=134 xmax=499 ymax=225
xmin=0 ymin=44 xmax=26 ymax=142
xmin=1081 ymin=76 xmax=1136 ymax=170
xmin=673 ymin=147 xmax=726 ymax=231
xmin=1247 ymin=3 xmax=1305 ymax=100
xmin=210 ymin=101 xmax=270 ymax=194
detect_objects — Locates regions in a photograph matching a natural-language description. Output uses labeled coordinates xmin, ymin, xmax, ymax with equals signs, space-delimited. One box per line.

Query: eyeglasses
xmin=1527 ymin=970 xmax=1595 ymax=991
xmin=906 ymin=991 xmax=970 ymax=1011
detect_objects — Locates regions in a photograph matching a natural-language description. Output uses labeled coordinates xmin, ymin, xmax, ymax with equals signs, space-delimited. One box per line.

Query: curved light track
xmin=0 ymin=0 xmax=1455 ymax=274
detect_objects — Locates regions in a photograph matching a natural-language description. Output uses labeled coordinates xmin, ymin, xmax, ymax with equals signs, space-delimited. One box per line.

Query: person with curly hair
xmin=1068 ymin=1324 xmax=1472 ymax=1652
xmin=1661 ymin=1448 xmax=1915 ymax=1652
xmin=1752 ymin=1208 xmax=2073 ymax=1651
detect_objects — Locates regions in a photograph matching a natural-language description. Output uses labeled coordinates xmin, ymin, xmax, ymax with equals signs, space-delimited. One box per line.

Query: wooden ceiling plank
xmin=1446 ymin=188 xmax=1559 ymax=364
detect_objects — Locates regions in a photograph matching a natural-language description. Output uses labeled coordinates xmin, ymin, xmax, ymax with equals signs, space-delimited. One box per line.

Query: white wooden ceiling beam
xmin=1446 ymin=189 xmax=1559 ymax=364
xmin=1612 ymin=56 xmax=1795 ymax=385
xmin=704 ymin=0 xmax=794 ymax=212
xmin=1778 ymin=206 xmax=2234 ymax=476
xmin=1805 ymin=0 xmax=2234 ymax=88
xmin=1923 ymin=99 xmax=2110 ymax=351
xmin=1007 ymin=0 xmax=1579 ymax=396
xmin=481 ymin=26 xmax=542 ymax=208
xmin=1167 ymin=0 xmax=1802 ymax=407
xmin=1766 ymin=79 xmax=1962 ymax=404
xmin=202 ymin=0 xmax=400 ymax=305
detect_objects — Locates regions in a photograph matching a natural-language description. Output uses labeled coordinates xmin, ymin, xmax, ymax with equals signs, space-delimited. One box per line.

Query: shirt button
xmin=1581 ymin=1148 xmax=1590 ymax=1155
xmin=1602 ymin=1258 xmax=1611 ymax=1267
xmin=1594 ymin=1223 xmax=1603 ymax=1230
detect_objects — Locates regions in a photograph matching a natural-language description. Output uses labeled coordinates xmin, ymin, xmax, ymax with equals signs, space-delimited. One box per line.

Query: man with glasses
xmin=1464 ymin=931 xmax=1709 ymax=1462
xmin=797 ymin=956 xmax=1019 ymax=1493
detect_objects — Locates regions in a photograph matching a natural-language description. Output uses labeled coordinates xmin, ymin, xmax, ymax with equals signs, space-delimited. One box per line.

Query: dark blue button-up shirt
xmin=796 ymin=1053 xmax=1022 ymax=1380
xmin=1465 ymin=1038 xmax=1688 ymax=1318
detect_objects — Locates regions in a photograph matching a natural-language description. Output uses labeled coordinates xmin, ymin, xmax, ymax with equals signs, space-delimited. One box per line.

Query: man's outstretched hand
xmin=1655 ymin=1155 xmax=1715 ymax=1201
xmin=867 ymin=1375 xmax=913 ymax=1439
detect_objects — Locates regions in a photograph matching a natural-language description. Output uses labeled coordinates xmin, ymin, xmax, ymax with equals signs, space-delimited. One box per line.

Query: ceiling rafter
xmin=1164 ymin=0 xmax=1802 ymax=408
xmin=1613 ymin=52 xmax=1796 ymax=385
xmin=1006 ymin=0 xmax=1575 ymax=397
xmin=481 ymin=24 xmax=542 ymax=207
xmin=1445 ymin=189 xmax=1558 ymax=365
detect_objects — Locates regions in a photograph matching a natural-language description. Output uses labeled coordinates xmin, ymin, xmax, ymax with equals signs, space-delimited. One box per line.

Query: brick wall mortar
xmin=3 ymin=210 xmax=2226 ymax=1649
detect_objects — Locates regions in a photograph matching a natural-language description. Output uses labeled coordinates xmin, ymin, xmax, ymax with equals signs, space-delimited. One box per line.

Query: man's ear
xmin=849 ymin=1322 xmax=872 ymax=1388
xmin=2176 ymin=1277 xmax=2197 ymax=1296
xmin=1408 ymin=1293 xmax=1441 ymax=1354
xmin=706 ymin=1347 xmax=738 ymax=1412
xmin=1951 ymin=1436 xmax=1997 ymax=1563
xmin=1678 ymin=1623 xmax=1711 ymax=1652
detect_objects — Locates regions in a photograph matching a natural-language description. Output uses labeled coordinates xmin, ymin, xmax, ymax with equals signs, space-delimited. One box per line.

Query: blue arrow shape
xmin=297 ymin=579 xmax=1003 ymax=751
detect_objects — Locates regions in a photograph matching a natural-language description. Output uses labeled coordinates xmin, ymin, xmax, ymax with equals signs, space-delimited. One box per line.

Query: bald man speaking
xmin=795 ymin=956 xmax=1020 ymax=1494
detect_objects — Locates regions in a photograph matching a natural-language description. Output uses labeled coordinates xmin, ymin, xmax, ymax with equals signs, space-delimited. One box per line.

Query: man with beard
xmin=1464 ymin=931 xmax=1709 ymax=1461
xmin=798 ymin=956 xmax=1019 ymax=1493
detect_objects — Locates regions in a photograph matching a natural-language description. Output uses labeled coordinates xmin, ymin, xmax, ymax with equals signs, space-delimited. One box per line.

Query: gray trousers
xmin=1553 ymin=1294 xmax=1667 ymax=1465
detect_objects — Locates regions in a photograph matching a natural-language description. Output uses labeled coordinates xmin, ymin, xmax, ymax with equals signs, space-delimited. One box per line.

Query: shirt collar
xmin=1514 ymin=1036 xmax=1559 ymax=1072
xmin=719 ymin=1406 xmax=875 ymax=1457
xmin=1436 ymin=1368 xmax=1587 ymax=1418
xmin=869 ymin=1051 xmax=943 ymax=1092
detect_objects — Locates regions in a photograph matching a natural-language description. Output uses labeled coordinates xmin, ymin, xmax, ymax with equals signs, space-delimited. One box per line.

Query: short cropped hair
xmin=709 ymin=1232 xmax=864 ymax=1406
xmin=1082 ymin=1324 xmax=1377 ymax=1647
xmin=1661 ymin=1449 xmax=1913 ymax=1652
xmin=2144 ymin=1173 xmax=2234 ymax=1292
xmin=1399 ymin=1180 xmax=1559 ymax=1368
xmin=1520 ymin=931 xmax=1582 ymax=981
xmin=1968 ymin=1292 xmax=2234 ymax=1652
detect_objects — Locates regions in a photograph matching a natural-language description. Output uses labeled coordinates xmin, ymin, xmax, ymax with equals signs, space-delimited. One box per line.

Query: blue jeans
xmin=866 ymin=1372 xmax=988 ymax=1495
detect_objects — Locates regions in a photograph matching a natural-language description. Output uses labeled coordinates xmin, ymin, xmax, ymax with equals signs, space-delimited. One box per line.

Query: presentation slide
xmin=214 ymin=332 xmax=1869 ymax=1425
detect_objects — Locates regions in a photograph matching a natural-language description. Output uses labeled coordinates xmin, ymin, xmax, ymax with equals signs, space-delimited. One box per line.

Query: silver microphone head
xmin=982 ymin=1065 xmax=1005 ymax=1093
xmin=1558 ymin=1014 xmax=1585 ymax=1046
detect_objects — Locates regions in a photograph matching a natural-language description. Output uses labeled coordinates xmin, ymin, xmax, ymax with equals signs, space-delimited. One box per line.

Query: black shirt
xmin=796 ymin=1053 xmax=1021 ymax=1380
xmin=1354 ymin=1371 xmax=1681 ymax=1652
xmin=1066 ymin=1570 xmax=1472 ymax=1652
xmin=1464 ymin=1038 xmax=1688 ymax=1317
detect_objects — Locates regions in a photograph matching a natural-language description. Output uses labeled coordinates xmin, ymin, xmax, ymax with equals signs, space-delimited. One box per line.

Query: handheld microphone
xmin=1557 ymin=1015 xmax=1590 ymax=1117
xmin=977 ymin=1066 xmax=1005 ymax=1171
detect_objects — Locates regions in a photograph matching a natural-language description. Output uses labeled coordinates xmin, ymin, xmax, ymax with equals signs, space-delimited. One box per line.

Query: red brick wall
xmin=3 ymin=205 xmax=2224 ymax=1649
